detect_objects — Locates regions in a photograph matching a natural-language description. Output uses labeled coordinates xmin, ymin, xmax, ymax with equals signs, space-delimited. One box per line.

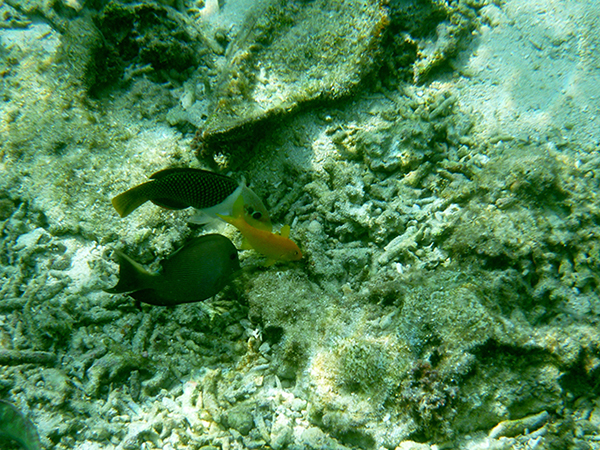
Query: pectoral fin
xmin=241 ymin=237 xmax=253 ymax=250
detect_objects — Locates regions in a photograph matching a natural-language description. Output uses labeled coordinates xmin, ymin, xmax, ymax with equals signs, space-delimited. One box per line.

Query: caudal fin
xmin=104 ymin=251 xmax=150 ymax=294
xmin=111 ymin=183 xmax=151 ymax=217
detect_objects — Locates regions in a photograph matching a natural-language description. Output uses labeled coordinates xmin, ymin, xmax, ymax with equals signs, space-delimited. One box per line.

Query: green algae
xmin=193 ymin=0 xmax=389 ymax=163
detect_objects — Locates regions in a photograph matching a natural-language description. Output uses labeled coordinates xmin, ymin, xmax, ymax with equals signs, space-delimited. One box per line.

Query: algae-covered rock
xmin=377 ymin=0 xmax=485 ymax=86
xmin=2 ymin=0 xmax=71 ymax=31
xmin=59 ymin=1 xmax=209 ymax=94
xmin=194 ymin=0 xmax=389 ymax=156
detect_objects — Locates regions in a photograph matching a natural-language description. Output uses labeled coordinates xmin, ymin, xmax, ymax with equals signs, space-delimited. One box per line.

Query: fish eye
xmin=245 ymin=206 xmax=262 ymax=220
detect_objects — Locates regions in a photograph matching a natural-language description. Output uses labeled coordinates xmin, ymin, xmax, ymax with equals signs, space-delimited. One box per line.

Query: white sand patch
xmin=455 ymin=0 xmax=600 ymax=145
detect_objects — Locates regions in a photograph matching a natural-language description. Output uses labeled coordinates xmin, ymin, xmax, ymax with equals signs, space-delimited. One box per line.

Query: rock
xmin=194 ymin=0 xmax=389 ymax=162
xmin=224 ymin=403 xmax=254 ymax=436
xmin=270 ymin=414 xmax=293 ymax=450
xmin=489 ymin=411 xmax=550 ymax=438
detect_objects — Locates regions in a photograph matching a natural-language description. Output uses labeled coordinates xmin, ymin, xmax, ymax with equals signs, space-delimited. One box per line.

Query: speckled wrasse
xmin=111 ymin=168 xmax=272 ymax=231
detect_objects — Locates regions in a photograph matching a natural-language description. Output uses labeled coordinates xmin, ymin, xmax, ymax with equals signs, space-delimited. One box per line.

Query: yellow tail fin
xmin=111 ymin=185 xmax=149 ymax=218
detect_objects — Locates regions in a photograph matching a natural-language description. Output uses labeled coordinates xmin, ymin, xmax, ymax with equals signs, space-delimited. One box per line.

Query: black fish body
xmin=112 ymin=168 xmax=238 ymax=218
xmin=105 ymin=234 xmax=240 ymax=306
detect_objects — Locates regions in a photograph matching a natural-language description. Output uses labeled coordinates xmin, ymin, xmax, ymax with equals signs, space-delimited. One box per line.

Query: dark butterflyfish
xmin=104 ymin=234 xmax=241 ymax=306
xmin=0 ymin=400 xmax=42 ymax=450
xmin=111 ymin=168 xmax=272 ymax=231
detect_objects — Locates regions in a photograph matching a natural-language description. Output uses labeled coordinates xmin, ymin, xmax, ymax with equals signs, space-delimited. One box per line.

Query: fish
xmin=111 ymin=168 xmax=272 ymax=231
xmin=0 ymin=399 xmax=42 ymax=450
xmin=104 ymin=234 xmax=241 ymax=306
xmin=217 ymin=196 xmax=302 ymax=266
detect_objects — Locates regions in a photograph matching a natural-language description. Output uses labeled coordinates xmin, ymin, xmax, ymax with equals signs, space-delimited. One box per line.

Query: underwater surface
xmin=1 ymin=0 xmax=600 ymax=449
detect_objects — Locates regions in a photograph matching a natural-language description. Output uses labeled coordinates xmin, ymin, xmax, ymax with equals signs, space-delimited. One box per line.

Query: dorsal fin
xmin=280 ymin=225 xmax=291 ymax=238
xmin=149 ymin=167 xmax=201 ymax=179
xmin=149 ymin=167 xmax=233 ymax=182
xmin=150 ymin=168 xmax=194 ymax=179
